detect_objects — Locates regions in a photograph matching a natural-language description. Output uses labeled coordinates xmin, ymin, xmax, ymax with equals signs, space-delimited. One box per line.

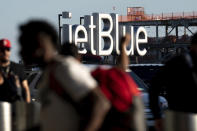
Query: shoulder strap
xmin=48 ymin=63 xmax=79 ymax=111
xmin=0 ymin=64 xmax=10 ymax=77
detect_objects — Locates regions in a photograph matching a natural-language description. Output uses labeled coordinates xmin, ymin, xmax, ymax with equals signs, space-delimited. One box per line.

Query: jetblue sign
xmin=62 ymin=12 xmax=148 ymax=56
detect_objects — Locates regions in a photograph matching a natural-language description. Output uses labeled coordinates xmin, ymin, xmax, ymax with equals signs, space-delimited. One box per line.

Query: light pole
xmin=80 ymin=17 xmax=84 ymax=25
xmin=58 ymin=14 xmax=62 ymax=45
xmin=58 ymin=12 xmax=72 ymax=45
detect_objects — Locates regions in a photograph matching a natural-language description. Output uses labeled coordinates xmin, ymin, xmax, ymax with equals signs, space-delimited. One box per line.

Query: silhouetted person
xmin=18 ymin=20 xmax=110 ymax=131
xmin=0 ymin=68 xmax=22 ymax=102
xmin=0 ymin=39 xmax=31 ymax=103
xmin=149 ymin=32 xmax=197 ymax=131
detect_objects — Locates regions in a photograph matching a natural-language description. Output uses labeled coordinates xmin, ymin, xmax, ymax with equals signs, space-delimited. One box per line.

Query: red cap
xmin=0 ymin=39 xmax=11 ymax=48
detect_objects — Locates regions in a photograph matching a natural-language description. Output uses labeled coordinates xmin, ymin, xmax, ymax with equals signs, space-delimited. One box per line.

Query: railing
xmin=119 ymin=11 xmax=197 ymax=22
xmin=0 ymin=102 xmax=41 ymax=131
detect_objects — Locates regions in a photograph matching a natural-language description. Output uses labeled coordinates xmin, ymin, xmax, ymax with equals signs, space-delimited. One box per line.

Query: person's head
xmin=0 ymin=39 xmax=11 ymax=63
xmin=18 ymin=20 xmax=59 ymax=66
xmin=190 ymin=32 xmax=197 ymax=55
xmin=60 ymin=43 xmax=80 ymax=61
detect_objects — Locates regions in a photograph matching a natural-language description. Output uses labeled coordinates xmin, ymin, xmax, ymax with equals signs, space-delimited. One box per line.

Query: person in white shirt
xmin=18 ymin=20 xmax=110 ymax=131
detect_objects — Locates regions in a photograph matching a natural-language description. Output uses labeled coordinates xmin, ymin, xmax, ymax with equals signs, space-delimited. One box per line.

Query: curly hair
xmin=19 ymin=20 xmax=59 ymax=50
xmin=18 ymin=20 xmax=59 ymax=65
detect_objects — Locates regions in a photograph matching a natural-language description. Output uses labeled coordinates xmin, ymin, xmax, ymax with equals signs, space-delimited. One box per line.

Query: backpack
xmin=92 ymin=67 xmax=146 ymax=131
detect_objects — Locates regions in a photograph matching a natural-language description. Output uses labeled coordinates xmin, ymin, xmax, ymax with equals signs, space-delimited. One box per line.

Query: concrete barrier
xmin=0 ymin=102 xmax=12 ymax=131
xmin=164 ymin=110 xmax=197 ymax=131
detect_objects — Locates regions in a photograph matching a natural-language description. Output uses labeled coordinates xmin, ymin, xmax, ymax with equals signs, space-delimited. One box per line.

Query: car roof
xmin=84 ymin=64 xmax=149 ymax=92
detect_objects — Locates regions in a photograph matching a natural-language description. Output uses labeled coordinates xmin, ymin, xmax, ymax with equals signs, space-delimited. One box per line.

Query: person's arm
xmin=83 ymin=88 xmax=110 ymax=131
xmin=117 ymin=34 xmax=131 ymax=71
xmin=0 ymin=73 xmax=4 ymax=85
xmin=149 ymin=68 xmax=166 ymax=131
xmin=22 ymin=80 xmax=31 ymax=103
xmin=154 ymin=119 xmax=163 ymax=131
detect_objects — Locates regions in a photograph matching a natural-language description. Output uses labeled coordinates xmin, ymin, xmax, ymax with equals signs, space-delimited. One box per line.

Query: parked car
xmin=27 ymin=70 xmax=42 ymax=101
xmin=127 ymin=69 xmax=168 ymax=129
xmin=129 ymin=64 xmax=167 ymax=98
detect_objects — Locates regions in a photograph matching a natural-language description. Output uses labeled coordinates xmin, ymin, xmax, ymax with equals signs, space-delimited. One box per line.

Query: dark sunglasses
xmin=0 ymin=48 xmax=11 ymax=52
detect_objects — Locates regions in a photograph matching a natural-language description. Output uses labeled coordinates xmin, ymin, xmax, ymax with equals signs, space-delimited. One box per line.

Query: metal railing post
xmin=0 ymin=102 xmax=12 ymax=131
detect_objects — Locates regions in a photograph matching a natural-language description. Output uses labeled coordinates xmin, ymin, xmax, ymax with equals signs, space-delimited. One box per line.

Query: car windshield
xmin=85 ymin=64 xmax=149 ymax=92
xmin=127 ymin=70 xmax=149 ymax=92
xmin=27 ymin=73 xmax=38 ymax=84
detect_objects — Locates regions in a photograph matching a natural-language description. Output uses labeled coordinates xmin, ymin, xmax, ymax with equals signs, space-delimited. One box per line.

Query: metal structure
xmin=58 ymin=12 xmax=72 ymax=45
xmin=127 ymin=7 xmax=146 ymax=21
xmin=58 ymin=14 xmax=62 ymax=45
xmin=119 ymin=7 xmax=197 ymax=64
xmin=120 ymin=8 xmax=197 ymax=38
xmin=121 ymin=7 xmax=197 ymax=22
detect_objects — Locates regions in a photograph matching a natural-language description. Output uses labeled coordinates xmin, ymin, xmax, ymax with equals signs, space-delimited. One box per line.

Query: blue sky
xmin=0 ymin=0 xmax=197 ymax=62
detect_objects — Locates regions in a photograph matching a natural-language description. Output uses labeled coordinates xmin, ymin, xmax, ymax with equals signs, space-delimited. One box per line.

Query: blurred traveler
xmin=0 ymin=39 xmax=31 ymax=103
xmin=91 ymin=35 xmax=146 ymax=131
xmin=18 ymin=20 xmax=110 ymax=131
xmin=149 ymin=32 xmax=197 ymax=131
